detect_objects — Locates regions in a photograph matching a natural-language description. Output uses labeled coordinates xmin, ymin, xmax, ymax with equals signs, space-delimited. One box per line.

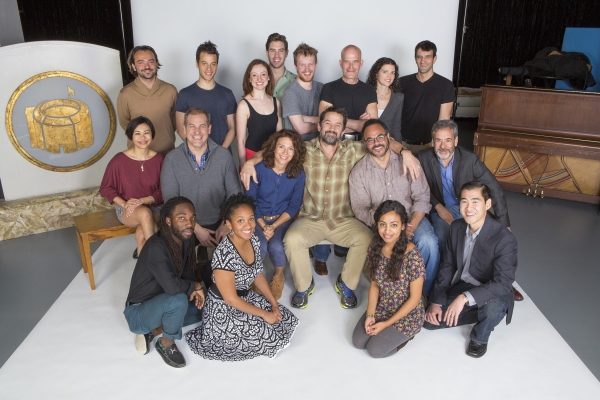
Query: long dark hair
xmin=159 ymin=197 xmax=197 ymax=277
xmin=262 ymin=129 xmax=306 ymax=179
xmin=366 ymin=57 xmax=402 ymax=93
xmin=365 ymin=200 xmax=409 ymax=281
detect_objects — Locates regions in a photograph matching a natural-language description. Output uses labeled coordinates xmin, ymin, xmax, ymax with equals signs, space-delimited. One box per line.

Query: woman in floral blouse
xmin=352 ymin=200 xmax=426 ymax=358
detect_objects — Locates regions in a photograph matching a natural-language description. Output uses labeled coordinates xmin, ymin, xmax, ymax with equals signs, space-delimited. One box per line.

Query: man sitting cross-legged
xmin=123 ymin=196 xmax=205 ymax=368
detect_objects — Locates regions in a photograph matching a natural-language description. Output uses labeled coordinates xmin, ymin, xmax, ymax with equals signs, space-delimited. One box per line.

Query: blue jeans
xmin=431 ymin=204 xmax=462 ymax=256
xmin=312 ymin=244 xmax=348 ymax=262
xmin=255 ymin=219 xmax=294 ymax=267
xmin=411 ymin=218 xmax=439 ymax=297
xmin=423 ymin=281 xmax=509 ymax=343
xmin=123 ymin=292 xmax=203 ymax=340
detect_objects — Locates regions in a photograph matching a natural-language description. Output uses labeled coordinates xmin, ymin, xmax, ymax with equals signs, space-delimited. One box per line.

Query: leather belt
xmin=209 ymin=285 xmax=249 ymax=299
xmin=262 ymin=214 xmax=280 ymax=221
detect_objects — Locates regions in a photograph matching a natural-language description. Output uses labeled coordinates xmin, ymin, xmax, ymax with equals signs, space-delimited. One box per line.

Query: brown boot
xmin=512 ymin=286 xmax=524 ymax=301
xmin=314 ymin=260 xmax=328 ymax=275
xmin=269 ymin=274 xmax=285 ymax=300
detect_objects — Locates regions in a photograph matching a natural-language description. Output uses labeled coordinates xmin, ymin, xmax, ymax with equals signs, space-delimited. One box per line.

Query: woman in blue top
xmin=246 ymin=129 xmax=306 ymax=300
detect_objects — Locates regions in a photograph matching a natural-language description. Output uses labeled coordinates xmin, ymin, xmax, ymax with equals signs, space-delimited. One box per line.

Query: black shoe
xmin=155 ymin=338 xmax=186 ymax=368
xmin=291 ymin=279 xmax=315 ymax=309
xmin=334 ymin=274 xmax=357 ymax=309
xmin=466 ymin=340 xmax=487 ymax=358
xmin=135 ymin=332 xmax=154 ymax=355
xmin=133 ymin=248 xmax=138 ymax=259
xmin=334 ymin=249 xmax=347 ymax=258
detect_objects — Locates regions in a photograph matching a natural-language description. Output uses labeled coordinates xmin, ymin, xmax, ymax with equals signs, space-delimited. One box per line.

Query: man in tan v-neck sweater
xmin=117 ymin=45 xmax=178 ymax=154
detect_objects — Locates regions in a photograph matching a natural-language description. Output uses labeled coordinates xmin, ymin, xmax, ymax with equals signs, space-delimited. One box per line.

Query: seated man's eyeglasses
xmin=364 ymin=134 xmax=387 ymax=145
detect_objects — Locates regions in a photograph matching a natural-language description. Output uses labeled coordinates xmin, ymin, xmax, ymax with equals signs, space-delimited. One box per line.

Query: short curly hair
xmin=220 ymin=193 xmax=256 ymax=222
xmin=366 ymin=57 xmax=401 ymax=93
xmin=261 ymin=130 xmax=306 ymax=179
xmin=196 ymin=40 xmax=219 ymax=63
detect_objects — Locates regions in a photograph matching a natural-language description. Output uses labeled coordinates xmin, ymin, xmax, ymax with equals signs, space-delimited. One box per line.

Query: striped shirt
xmin=299 ymin=137 xmax=367 ymax=229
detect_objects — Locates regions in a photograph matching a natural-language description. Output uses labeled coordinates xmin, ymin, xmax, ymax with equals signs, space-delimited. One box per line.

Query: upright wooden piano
xmin=474 ymin=85 xmax=600 ymax=204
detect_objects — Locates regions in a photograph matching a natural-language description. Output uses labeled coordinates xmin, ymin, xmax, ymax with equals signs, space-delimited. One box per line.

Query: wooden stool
xmin=73 ymin=210 xmax=136 ymax=290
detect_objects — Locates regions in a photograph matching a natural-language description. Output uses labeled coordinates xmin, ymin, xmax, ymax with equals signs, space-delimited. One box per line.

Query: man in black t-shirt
xmin=400 ymin=40 xmax=455 ymax=154
xmin=124 ymin=197 xmax=205 ymax=368
xmin=319 ymin=45 xmax=377 ymax=137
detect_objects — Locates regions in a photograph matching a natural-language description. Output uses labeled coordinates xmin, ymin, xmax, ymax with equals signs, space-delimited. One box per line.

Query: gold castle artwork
xmin=25 ymin=86 xmax=94 ymax=153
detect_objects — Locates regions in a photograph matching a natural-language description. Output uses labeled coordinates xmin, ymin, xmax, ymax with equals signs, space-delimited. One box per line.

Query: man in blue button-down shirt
xmin=417 ymin=120 xmax=523 ymax=301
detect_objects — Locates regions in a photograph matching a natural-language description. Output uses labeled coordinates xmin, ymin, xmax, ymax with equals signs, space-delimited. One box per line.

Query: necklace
xmin=131 ymin=151 xmax=149 ymax=172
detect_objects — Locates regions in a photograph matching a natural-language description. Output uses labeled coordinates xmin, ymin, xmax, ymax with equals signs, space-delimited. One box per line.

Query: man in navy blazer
xmin=424 ymin=182 xmax=517 ymax=358
xmin=417 ymin=119 xmax=523 ymax=301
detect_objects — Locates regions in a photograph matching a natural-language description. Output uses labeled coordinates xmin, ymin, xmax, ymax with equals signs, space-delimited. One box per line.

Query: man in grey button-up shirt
xmin=349 ymin=119 xmax=439 ymax=296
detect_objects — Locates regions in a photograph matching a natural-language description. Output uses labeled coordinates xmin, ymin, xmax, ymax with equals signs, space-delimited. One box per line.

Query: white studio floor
xmin=0 ymin=234 xmax=598 ymax=399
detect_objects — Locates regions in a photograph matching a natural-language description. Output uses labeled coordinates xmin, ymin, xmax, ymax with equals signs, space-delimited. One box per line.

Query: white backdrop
xmin=131 ymin=0 xmax=460 ymax=99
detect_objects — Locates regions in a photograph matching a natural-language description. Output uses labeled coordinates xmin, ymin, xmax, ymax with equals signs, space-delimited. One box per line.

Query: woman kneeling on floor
xmin=185 ymin=193 xmax=298 ymax=361
xmin=353 ymin=200 xmax=426 ymax=358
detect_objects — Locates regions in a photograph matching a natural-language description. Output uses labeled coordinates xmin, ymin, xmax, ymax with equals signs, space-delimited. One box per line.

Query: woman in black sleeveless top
xmin=236 ymin=59 xmax=282 ymax=166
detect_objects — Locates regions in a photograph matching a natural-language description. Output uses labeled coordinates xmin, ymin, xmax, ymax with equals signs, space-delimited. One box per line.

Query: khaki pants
xmin=283 ymin=218 xmax=373 ymax=291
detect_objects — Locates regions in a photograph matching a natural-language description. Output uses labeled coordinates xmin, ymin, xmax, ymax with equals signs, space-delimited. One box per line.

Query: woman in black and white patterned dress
xmin=185 ymin=193 xmax=298 ymax=361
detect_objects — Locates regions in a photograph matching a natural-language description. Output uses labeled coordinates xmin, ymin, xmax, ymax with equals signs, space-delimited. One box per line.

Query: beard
xmin=320 ymin=130 xmax=339 ymax=146
xmin=171 ymin=224 xmax=193 ymax=243
xmin=298 ymin=73 xmax=314 ymax=83
xmin=368 ymin=141 xmax=390 ymax=158
xmin=435 ymin=147 xmax=454 ymax=161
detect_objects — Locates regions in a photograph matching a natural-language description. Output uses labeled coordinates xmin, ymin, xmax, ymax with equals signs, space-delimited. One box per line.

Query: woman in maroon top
xmin=100 ymin=116 xmax=164 ymax=257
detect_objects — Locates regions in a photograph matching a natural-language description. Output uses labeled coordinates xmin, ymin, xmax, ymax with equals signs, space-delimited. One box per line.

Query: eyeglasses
xmin=364 ymin=134 xmax=387 ymax=145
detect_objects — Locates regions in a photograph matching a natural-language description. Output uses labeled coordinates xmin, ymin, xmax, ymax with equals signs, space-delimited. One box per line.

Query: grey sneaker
xmin=135 ymin=332 xmax=154 ymax=355
xmin=291 ymin=279 xmax=315 ymax=309
xmin=335 ymin=274 xmax=357 ymax=309
xmin=155 ymin=338 xmax=186 ymax=368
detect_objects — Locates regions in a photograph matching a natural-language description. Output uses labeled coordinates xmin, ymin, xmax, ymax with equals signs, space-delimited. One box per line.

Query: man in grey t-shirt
xmin=282 ymin=43 xmax=322 ymax=141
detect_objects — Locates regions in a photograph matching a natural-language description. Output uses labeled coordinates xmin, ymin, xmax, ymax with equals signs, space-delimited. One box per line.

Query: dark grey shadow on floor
xmin=0 ymin=228 xmax=102 ymax=368
xmin=505 ymin=191 xmax=600 ymax=380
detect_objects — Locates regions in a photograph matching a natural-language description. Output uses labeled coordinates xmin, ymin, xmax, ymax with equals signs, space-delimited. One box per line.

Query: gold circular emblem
xmin=5 ymin=71 xmax=116 ymax=172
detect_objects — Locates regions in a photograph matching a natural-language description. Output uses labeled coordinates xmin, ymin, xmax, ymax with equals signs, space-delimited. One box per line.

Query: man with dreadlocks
xmin=124 ymin=196 xmax=205 ymax=368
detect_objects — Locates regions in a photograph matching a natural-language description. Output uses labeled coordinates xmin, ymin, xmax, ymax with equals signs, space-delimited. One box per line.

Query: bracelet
xmin=366 ymin=313 xmax=375 ymax=318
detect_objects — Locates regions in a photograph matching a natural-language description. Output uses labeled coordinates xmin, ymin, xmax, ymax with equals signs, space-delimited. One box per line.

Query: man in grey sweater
xmin=161 ymin=108 xmax=241 ymax=284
